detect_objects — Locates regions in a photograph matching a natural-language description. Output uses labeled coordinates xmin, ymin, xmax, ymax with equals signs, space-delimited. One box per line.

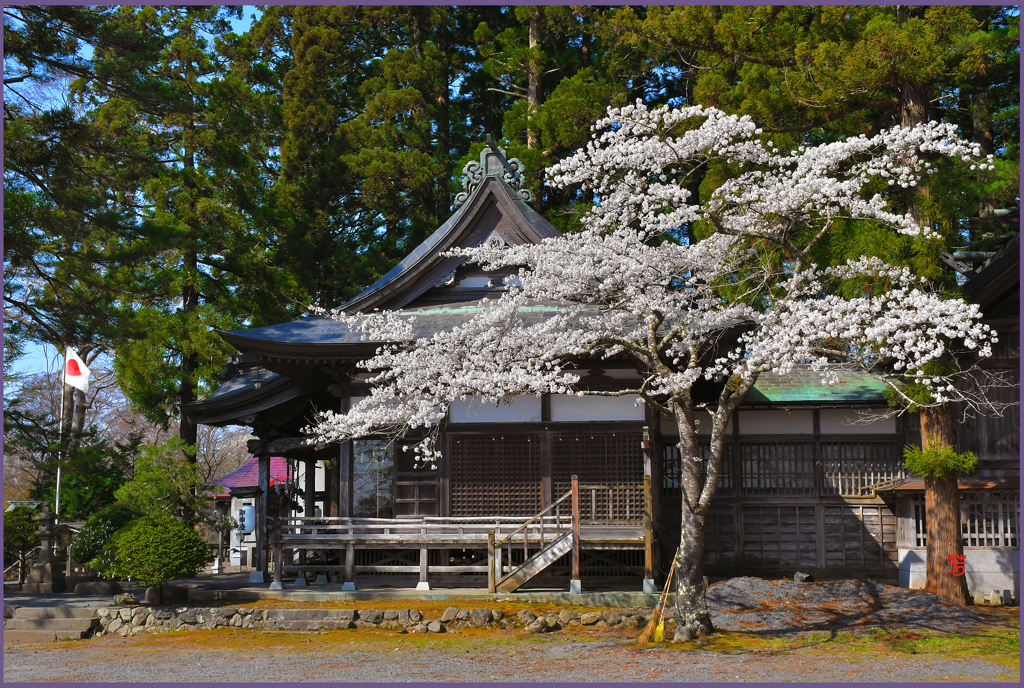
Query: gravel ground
xmin=4 ymin=577 xmax=1016 ymax=682
xmin=2 ymin=635 xmax=1016 ymax=683
xmin=703 ymin=577 xmax=989 ymax=633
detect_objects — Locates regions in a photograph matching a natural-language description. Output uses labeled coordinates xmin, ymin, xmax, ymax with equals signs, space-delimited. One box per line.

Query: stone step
xmin=5 ymin=618 xmax=99 ymax=632
xmin=263 ymin=619 xmax=356 ymax=631
xmin=12 ymin=607 xmax=101 ymax=620
xmin=265 ymin=609 xmax=357 ymax=622
xmin=2 ymin=629 xmax=89 ymax=642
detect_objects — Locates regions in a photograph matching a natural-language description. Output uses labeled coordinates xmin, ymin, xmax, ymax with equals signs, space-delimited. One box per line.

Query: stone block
xmin=144 ymin=585 xmax=188 ymax=606
xmin=114 ymin=593 xmax=139 ymax=607
xmin=152 ymin=608 xmax=174 ymax=620
xmin=793 ymin=572 xmax=814 ymax=583
xmin=455 ymin=608 xmax=470 ymax=620
xmin=580 ymin=612 xmax=601 ymax=625
xmin=427 ymin=621 xmax=445 ymax=633
xmin=383 ymin=609 xmax=400 ymax=621
xmin=602 ymin=611 xmax=622 ymax=625
xmin=490 ymin=609 xmax=503 ymax=622
xmin=409 ymin=609 xmax=422 ymax=623
xmin=359 ymin=608 xmax=384 ymax=625
xmin=106 ymin=619 xmax=123 ymax=634
xmin=440 ymin=607 xmax=460 ymax=623
xmin=469 ymin=609 xmax=492 ymax=627
xmin=558 ymin=610 xmax=572 ymax=625
xmin=75 ymin=580 xmax=123 ymax=596
xmin=517 ymin=610 xmax=537 ymax=624
xmin=527 ymin=618 xmax=548 ymax=634
xmin=177 ymin=608 xmax=199 ymax=624
xmin=544 ymin=616 xmax=559 ymax=630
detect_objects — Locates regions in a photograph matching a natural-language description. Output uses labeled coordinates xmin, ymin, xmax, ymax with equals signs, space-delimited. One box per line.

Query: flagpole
xmin=56 ymin=347 xmax=66 ymax=520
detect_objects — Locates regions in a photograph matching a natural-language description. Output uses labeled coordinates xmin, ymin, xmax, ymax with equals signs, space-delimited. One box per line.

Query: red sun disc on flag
xmin=67 ymin=360 xmax=82 ymax=376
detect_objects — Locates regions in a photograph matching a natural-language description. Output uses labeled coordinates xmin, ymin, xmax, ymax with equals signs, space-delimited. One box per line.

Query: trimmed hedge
xmin=100 ymin=511 xmax=208 ymax=586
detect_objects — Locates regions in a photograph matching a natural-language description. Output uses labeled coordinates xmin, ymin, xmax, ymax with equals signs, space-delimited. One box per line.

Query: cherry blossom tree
xmin=309 ymin=103 xmax=1001 ymax=637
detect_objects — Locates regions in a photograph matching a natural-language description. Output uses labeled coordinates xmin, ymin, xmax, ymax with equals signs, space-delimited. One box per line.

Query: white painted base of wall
xmin=643 ymin=579 xmax=656 ymax=594
xmin=248 ymin=571 xmax=265 ymax=583
xmin=898 ymin=548 xmax=1019 ymax=603
xmin=342 ymin=581 xmax=357 ymax=591
xmin=569 ymin=579 xmax=582 ymax=594
xmin=415 ymin=581 xmax=431 ymax=591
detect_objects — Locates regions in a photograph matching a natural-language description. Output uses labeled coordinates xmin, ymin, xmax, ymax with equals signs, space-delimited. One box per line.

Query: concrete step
xmin=265 ymin=609 xmax=357 ymax=621
xmin=3 ymin=629 xmax=89 ymax=642
xmin=5 ymin=618 xmax=98 ymax=632
xmin=264 ymin=619 xmax=356 ymax=631
xmin=12 ymin=607 xmax=101 ymax=620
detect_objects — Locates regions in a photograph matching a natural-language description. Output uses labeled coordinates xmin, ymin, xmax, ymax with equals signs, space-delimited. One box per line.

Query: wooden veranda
xmin=267 ymin=477 xmax=653 ymax=592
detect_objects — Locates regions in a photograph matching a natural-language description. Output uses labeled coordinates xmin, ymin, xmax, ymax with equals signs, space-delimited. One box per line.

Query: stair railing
xmin=489 ymin=478 xmax=577 ymax=592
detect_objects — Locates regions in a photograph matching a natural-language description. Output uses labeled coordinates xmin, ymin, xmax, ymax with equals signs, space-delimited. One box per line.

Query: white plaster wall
xmin=820 ymin=408 xmax=896 ymax=434
xmin=898 ymin=548 xmax=1019 ymax=602
xmin=449 ymin=394 xmax=542 ymax=423
xmin=661 ymin=415 xmax=733 ymax=437
xmin=740 ymin=410 xmax=814 ymax=435
xmin=550 ymin=394 xmax=645 ymax=422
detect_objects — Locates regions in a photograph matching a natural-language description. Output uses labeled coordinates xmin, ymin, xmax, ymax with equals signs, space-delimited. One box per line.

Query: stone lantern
xmin=21 ymin=502 xmax=67 ymax=593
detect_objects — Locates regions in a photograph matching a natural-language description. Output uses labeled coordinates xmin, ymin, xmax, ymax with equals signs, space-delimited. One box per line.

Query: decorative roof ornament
xmin=454 ymin=134 xmax=535 ymax=208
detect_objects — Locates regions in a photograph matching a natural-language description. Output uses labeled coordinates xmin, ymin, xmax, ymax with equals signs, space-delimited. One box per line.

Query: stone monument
xmin=21 ymin=502 xmax=67 ymax=593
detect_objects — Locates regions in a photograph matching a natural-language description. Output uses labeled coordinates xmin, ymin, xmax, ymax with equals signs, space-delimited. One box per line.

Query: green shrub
xmin=3 ymin=505 xmax=39 ymax=573
xmin=72 ymin=503 xmax=140 ymax=566
xmin=903 ymin=444 xmax=978 ymax=480
xmin=99 ymin=512 xmax=208 ymax=586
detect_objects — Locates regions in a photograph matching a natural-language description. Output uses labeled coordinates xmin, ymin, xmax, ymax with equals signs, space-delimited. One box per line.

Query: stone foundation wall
xmin=91 ymin=605 xmax=653 ymax=638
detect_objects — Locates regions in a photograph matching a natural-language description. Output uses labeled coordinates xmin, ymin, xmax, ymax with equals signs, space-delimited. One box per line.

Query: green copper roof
xmin=746 ymin=369 xmax=889 ymax=404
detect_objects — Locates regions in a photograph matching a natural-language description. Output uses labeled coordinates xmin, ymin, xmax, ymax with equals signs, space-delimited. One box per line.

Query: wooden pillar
xmin=338 ymin=394 xmax=353 ymax=518
xmin=487 ymin=530 xmax=496 ymax=593
xmin=570 ymin=474 xmax=580 ymax=591
xmin=256 ymin=448 xmax=271 ymax=577
xmin=642 ymin=426 xmax=655 ymax=592
xmin=540 ymin=432 xmax=552 ymax=508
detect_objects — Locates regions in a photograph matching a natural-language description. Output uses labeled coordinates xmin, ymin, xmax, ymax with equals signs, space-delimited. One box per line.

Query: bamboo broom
xmin=638 ymin=547 xmax=679 ymax=643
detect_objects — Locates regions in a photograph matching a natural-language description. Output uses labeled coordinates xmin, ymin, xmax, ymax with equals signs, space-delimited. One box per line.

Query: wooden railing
xmin=577 ymin=483 xmax=645 ymax=524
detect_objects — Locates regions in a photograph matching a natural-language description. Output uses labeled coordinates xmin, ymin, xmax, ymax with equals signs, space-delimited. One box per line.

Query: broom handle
xmin=656 ymin=547 xmax=679 ymax=615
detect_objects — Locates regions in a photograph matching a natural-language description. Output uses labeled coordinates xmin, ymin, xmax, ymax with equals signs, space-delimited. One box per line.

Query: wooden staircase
xmin=491 ymin=482 xmax=578 ymax=593
xmin=495 ymin=531 xmax=574 ymax=592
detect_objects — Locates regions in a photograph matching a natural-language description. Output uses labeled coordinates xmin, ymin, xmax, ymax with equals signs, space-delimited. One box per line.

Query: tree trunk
xmin=526 ymin=12 xmax=541 ymax=150
xmin=920 ymin=406 xmax=970 ymax=606
xmin=69 ymin=387 xmax=88 ymax=453
xmin=672 ymin=405 xmax=713 ymax=636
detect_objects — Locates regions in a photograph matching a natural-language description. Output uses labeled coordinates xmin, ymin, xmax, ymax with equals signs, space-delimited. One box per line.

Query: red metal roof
xmin=209 ymin=456 xmax=289 ymax=497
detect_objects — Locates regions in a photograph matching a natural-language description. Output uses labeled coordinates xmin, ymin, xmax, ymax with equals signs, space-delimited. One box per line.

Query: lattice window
xmin=742 ymin=505 xmax=818 ymax=568
xmin=821 ymin=441 xmax=906 ymax=496
xmin=913 ymin=492 xmax=1020 ymax=548
xmin=552 ymin=432 xmax=642 ymax=521
xmin=449 ymin=433 xmax=541 ymax=516
xmin=739 ymin=442 xmax=816 ymax=495
xmin=662 ymin=443 xmax=734 ymax=495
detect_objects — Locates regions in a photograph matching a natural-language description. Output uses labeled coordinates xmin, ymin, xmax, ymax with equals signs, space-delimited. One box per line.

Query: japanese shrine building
xmin=184 ymin=147 xmax=1019 ymax=597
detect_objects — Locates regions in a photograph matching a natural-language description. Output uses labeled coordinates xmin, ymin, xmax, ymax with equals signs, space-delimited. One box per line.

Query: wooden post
xmin=344 ymin=542 xmax=355 ymax=589
xmin=418 ymin=547 xmax=430 ymax=590
xmin=642 ymin=427 xmax=655 ymax=592
xmin=571 ymin=474 xmax=580 ymax=582
xmin=487 ymin=530 xmax=496 ymax=593
xmin=270 ymin=519 xmax=283 ymax=590
xmin=256 ymin=444 xmax=270 ymax=580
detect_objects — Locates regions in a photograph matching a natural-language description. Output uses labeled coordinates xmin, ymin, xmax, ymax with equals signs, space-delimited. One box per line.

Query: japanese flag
xmin=64 ymin=347 xmax=91 ymax=394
